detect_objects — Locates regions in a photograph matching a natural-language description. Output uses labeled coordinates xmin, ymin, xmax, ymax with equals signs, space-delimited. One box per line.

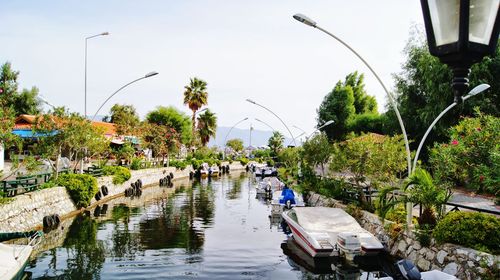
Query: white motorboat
xmin=256 ymin=177 xmax=283 ymax=195
xmin=0 ymin=231 xmax=42 ymax=280
xmin=200 ymin=163 xmax=209 ymax=178
xmin=209 ymin=165 xmax=220 ymax=177
xmin=254 ymin=166 xmax=277 ymax=177
xmin=281 ymin=207 xmax=384 ymax=259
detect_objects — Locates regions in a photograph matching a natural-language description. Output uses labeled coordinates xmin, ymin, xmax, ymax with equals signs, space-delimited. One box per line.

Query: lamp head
xmin=465 ymin=84 xmax=490 ymax=98
xmin=145 ymin=71 xmax=159 ymax=78
xmin=243 ymin=117 xmax=249 ymax=120
xmin=101 ymin=32 xmax=110 ymax=36
xmin=246 ymin=99 xmax=256 ymax=104
xmin=293 ymin=13 xmax=317 ymax=27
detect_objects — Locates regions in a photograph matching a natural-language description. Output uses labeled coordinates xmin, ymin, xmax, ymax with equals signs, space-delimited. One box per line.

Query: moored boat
xmin=0 ymin=231 xmax=42 ymax=280
xmin=281 ymin=207 xmax=384 ymax=259
xmin=271 ymin=187 xmax=305 ymax=215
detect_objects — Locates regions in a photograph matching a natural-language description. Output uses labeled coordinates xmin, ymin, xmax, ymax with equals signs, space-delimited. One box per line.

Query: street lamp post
xmin=420 ymin=0 xmax=499 ymax=102
xmin=223 ymin=117 xmax=249 ymax=160
xmin=255 ymin=118 xmax=276 ymax=132
xmin=246 ymin=98 xmax=296 ymax=146
xmin=307 ymin=120 xmax=335 ymax=139
xmin=412 ymin=84 xmax=490 ymax=172
xmin=91 ymin=71 xmax=159 ymax=121
xmin=85 ymin=32 xmax=109 ymax=118
xmin=293 ymin=14 xmax=412 ymax=175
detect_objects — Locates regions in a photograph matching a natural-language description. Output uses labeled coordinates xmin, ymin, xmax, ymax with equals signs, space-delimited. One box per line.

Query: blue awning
xmin=12 ymin=130 xmax=57 ymax=139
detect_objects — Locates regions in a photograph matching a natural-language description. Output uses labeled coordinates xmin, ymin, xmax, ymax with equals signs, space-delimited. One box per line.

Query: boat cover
xmin=0 ymin=243 xmax=32 ymax=279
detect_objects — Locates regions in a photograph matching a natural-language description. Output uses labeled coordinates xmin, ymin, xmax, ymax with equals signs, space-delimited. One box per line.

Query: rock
xmin=406 ymin=245 xmax=414 ymax=256
xmin=417 ymin=258 xmax=431 ymax=271
xmin=443 ymin=262 xmax=458 ymax=276
xmin=408 ymin=251 xmax=417 ymax=262
xmin=425 ymin=250 xmax=435 ymax=260
xmin=413 ymin=241 xmax=422 ymax=250
xmin=456 ymin=248 xmax=468 ymax=256
xmin=437 ymin=250 xmax=448 ymax=264
xmin=398 ymin=240 xmax=407 ymax=254
xmin=467 ymin=261 xmax=474 ymax=268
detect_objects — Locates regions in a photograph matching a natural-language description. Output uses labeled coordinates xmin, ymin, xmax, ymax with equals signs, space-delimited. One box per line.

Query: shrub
xmin=102 ymin=166 xmax=131 ymax=185
xmin=56 ymin=174 xmax=98 ymax=208
xmin=345 ymin=203 xmax=363 ymax=223
xmin=433 ymin=211 xmax=500 ymax=254
xmin=317 ymin=178 xmax=348 ymax=200
xmin=39 ymin=180 xmax=56 ymax=190
xmin=239 ymin=157 xmax=249 ymax=166
xmin=430 ymin=112 xmax=499 ymax=195
xmin=130 ymin=157 xmax=142 ymax=170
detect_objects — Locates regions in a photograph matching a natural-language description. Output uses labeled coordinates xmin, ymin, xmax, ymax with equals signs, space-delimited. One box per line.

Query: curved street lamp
xmin=85 ymin=32 xmax=109 ymax=118
xmin=293 ymin=13 xmax=412 ymax=174
xmin=223 ymin=117 xmax=249 ymax=160
xmin=255 ymin=118 xmax=276 ymax=132
xmin=92 ymin=71 xmax=159 ymax=121
xmin=412 ymin=84 xmax=490 ymax=172
xmin=308 ymin=120 xmax=335 ymax=138
xmin=246 ymin=98 xmax=296 ymax=146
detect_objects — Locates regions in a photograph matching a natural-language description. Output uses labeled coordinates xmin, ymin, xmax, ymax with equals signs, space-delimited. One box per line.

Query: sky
xmin=0 ymin=0 xmax=424 ymax=138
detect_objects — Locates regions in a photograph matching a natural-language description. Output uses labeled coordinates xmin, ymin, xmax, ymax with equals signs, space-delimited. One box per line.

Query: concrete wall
xmin=306 ymin=192 xmax=499 ymax=280
xmin=0 ymin=162 xmax=247 ymax=233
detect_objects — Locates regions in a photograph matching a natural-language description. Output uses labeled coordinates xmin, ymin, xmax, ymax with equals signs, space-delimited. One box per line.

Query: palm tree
xmin=268 ymin=131 xmax=284 ymax=157
xmin=197 ymin=109 xmax=217 ymax=146
xmin=183 ymin=77 xmax=208 ymax=143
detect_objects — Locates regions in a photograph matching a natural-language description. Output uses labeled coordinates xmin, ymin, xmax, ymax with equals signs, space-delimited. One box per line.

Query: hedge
xmin=56 ymin=174 xmax=98 ymax=208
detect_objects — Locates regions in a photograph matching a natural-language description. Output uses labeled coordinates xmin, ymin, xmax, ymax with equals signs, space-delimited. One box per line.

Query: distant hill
xmin=208 ymin=127 xmax=295 ymax=148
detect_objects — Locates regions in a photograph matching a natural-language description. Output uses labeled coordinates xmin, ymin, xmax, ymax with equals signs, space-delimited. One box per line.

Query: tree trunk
xmin=192 ymin=110 xmax=196 ymax=148
xmin=54 ymin=145 xmax=61 ymax=180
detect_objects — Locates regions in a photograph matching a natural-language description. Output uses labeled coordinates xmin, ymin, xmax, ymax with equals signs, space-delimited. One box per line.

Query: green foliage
xmin=130 ymin=157 xmax=142 ymax=170
xmin=387 ymin=33 xmax=500 ymax=157
xmin=169 ymin=159 xmax=189 ymax=170
xmin=404 ymin=168 xmax=451 ymax=224
xmin=384 ymin=204 xmax=407 ymax=224
xmin=39 ymin=180 xmax=56 ymax=190
xmin=111 ymin=142 xmax=135 ymax=163
xmin=107 ymin=104 xmax=140 ymax=135
xmin=317 ymin=80 xmax=355 ymax=141
xmin=301 ymin=132 xmax=331 ymax=175
xmin=430 ymin=112 xmax=499 ymax=195
xmin=183 ymin=77 xmax=208 ymax=145
xmin=344 ymin=71 xmax=377 ymax=114
xmin=0 ymin=62 xmax=42 ymax=116
xmin=345 ymin=204 xmax=363 ymax=223
xmin=226 ymin=138 xmax=244 ymax=153
xmin=347 ymin=113 xmax=385 ymax=135
xmin=239 ymin=157 xmax=249 ymax=166
xmin=146 ymin=106 xmax=193 ymax=145
xmin=196 ymin=109 xmax=217 ymax=146
xmin=433 ymin=211 xmax=500 ymax=254
xmin=268 ymin=131 xmax=284 ymax=157
xmin=277 ymin=147 xmax=301 ymax=175
xmin=56 ymin=174 xmax=98 ymax=208
xmin=330 ymin=134 xmax=407 ymax=204
xmin=252 ymin=149 xmax=271 ymax=159
xmin=102 ymin=166 xmax=131 ymax=185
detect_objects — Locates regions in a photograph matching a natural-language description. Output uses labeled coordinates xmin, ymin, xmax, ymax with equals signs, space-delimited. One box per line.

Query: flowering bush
xmin=430 ymin=111 xmax=499 ymax=195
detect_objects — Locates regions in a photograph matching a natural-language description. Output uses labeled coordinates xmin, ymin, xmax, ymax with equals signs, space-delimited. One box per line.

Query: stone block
xmin=425 ymin=250 xmax=435 ymax=260
xmin=413 ymin=241 xmax=421 ymax=250
xmin=398 ymin=240 xmax=407 ymax=254
xmin=443 ymin=262 xmax=458 ymax=276
xmin=417 ymin=258 xmax=431 ymax=271
xmin=437 ymin=250 xmax=448 ymax=264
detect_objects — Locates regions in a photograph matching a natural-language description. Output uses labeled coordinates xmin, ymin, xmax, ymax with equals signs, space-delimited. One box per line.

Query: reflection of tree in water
xmin=108 ymin=205 xmax=142 ymax=260
xmin=137 ymin=183 xmax=215 ymax=254
xmin=226 ymin=176 xmax=244 ymax=200
xmin=61 ymin=215 xmax=106 ymax=280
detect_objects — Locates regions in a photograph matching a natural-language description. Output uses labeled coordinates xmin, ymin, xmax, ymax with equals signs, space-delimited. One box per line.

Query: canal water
xmin=25 ymin=172 xmax=390 ymax=279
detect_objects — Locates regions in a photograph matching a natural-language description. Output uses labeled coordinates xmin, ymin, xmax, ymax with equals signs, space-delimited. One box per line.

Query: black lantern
xmin=420 ymin=0 xmax=500 ymax=102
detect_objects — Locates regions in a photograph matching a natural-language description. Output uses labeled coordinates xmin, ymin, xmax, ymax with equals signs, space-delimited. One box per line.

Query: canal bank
xmin=305 ymin=192 xmax=499 ymax=280
xmin=0 ymin=162 xmax=246 ymax=233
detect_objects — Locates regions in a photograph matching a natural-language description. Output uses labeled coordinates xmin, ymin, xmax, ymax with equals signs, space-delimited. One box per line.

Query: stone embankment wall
xmin=0 ymin=162 xmax=246 ymax=233
xmin=306 ymin=192 xmax=499 ymax=280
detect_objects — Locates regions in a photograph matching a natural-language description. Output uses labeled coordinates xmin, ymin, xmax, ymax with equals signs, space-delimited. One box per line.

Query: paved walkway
xmin=447 ymin=190 xmax=500 ymax=213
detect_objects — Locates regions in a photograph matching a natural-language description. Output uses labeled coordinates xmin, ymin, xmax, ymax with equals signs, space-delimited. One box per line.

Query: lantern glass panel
xmin=469 ymin=0 xmax=499 ymax=44
xmin=428 ymin=0 xmax=460 ymax=46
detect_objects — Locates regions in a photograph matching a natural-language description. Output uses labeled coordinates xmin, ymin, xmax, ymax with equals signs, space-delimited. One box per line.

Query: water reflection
xmin=26 ymin=173 xmax=395 ymax=279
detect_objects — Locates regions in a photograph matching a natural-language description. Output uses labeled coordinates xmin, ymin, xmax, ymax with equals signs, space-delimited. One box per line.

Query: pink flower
xmin=451 ymin=140 xmax=459 ymax=145
xmin=476 ymin=127 xmax=481 ymax=132
xmin=479 ymin=175 xmax=485 ymax=182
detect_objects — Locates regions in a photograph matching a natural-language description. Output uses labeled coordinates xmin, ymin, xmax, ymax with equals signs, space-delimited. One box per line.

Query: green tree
xmin=183 ymin=77 xmax=208 ymax=142
xmin=140 ymin=122 xmax=180 ymax=161
xmin=226 ymin=138 xmax=244 ymax=153
xmin=0 ymin=62 xmax=42 ymax=115
xmin=386 ymin=32 xmax=500 ymax=158
xmin=344 ymin=71 xmax=377 ymax=114
xmin=108 ymin=104 xmax=140 ymax=135
xmin=33 ymin=108 xmax=108 ymax=178
xmin=268 ymin=131 xmax=284 ymax=157
xmin=317 ymin=81 xmax=355 ymax=141
xmin=301 ymin=132 xmax=332 ymax=175
xmin=330 ymin=133 xmax=407 ymax=204
xmin=146 ymin=106 xmax=192 ymax=145
xmin=196 ymin=109 xmax=217 ymax=146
